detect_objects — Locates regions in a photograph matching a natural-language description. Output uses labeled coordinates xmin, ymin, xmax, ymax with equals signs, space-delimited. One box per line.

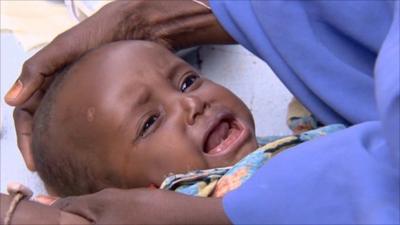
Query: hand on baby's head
xmin=32 ymin=41 xmax=258 ymax=197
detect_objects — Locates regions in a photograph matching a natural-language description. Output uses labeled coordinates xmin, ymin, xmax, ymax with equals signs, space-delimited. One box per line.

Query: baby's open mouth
xmin=204 ymin=119 xmax=242 ymax=155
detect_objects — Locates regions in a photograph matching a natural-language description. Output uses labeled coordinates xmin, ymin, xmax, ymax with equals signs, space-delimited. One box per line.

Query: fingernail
xmin=33 ymin=195 xmax=58 ymax=205
xmin=5 ymin=80 xmax=23 ymax=101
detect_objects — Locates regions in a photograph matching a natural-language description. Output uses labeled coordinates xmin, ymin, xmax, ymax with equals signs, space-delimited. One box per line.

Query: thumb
xmin=5 ymin=33 xmax=83 ymax=106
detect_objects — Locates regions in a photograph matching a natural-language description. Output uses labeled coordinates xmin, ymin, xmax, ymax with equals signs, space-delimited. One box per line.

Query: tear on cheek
xmin=86 ymin=107 xmax=96 ymax=122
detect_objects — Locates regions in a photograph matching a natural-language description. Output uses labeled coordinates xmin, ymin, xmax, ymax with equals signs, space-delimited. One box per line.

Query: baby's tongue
xmin=205 ymin=121 xmax=230 ymax=153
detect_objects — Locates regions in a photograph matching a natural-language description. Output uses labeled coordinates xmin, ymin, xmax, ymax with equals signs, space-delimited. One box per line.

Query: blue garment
xmin=210 ymin=0 xmax=399 ymax=224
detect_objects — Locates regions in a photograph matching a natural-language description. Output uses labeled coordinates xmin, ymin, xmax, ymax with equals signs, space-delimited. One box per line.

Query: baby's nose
xmin=180 ymin=95 xmax=206 ymax=125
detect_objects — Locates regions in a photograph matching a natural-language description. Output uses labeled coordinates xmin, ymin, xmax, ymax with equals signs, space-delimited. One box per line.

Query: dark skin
xmin=0 ymin=193 xmax=89 ymax=224
xmin=1 ymin=189 xmax=228 ymax=225
xmin=2 ymin=1 xmax=237 ymax=224
xmin=6 ymin=0 xmax=235 ymax=172
xmin=53 ymin=188 xmax=230 ymax=225
xmin=1 ymin=42 xmax=239 ymax=225
xmin=49 ymin=41 xmax=257 ymax=190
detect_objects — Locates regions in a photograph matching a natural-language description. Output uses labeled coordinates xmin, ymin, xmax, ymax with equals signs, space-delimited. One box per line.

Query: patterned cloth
xmin=160 ymin=124 xmax=345 ymax=197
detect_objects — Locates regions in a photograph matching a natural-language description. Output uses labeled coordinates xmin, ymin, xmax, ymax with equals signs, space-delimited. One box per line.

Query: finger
xmin=13 ymin=90 xmax=45 ymax=171
xmin=59 ymin=211 xmax=92 ymax=225
xmin=6 ymin=182 xmax=33 ymax=198
xmin=32 ymin=195 xmax=59 ymax=205
xmin=53 ymin=197 xmax=97 ymax=222
xmin=52 ymin=197 xmax=83 ymax=211
xmin=41 ymin=75 xmax=56 ymax=92
xmin=13 ymin=108 xmax=35 ymax=171
xmin=52 ymin=197 xmax=72 ymax=210
xmin=5 ymin=31 xmax=83 ymax=106
xmin=21 ymin=88 xmax=45 ymax=114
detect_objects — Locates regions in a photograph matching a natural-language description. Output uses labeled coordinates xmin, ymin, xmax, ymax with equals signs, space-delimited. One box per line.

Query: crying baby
xmin=31 ymin=40 xmax=343 ymax=198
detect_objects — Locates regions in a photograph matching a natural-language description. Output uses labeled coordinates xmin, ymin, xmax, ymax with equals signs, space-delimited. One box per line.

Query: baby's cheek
xmin=158 ymin=146 xmax=207 ymax=174
xmin=234 ymin=140 xmax=258 ymax=164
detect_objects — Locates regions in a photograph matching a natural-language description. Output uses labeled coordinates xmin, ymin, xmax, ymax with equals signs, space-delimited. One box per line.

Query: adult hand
xmin=54 ymin=188 xmax=231 ymax=224
xmin=4 ymin=0 xmax=234 ymax=170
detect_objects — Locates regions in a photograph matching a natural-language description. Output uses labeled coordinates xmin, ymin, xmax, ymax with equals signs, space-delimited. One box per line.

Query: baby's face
xmin=55 ymin=41 xmax=257 ymax=188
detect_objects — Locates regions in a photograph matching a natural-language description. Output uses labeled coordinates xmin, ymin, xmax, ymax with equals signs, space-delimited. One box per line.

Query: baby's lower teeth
xmin=209 ymin=126 xmax=239 ymax=154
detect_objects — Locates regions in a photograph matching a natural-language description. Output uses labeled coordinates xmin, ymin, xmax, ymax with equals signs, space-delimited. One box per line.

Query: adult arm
xmin=0 ymin=194 xmax=90 ymax=224
xmin=54 ymin=188 xmax=230 ymax=224
xmin=4 ymin=0 xmax=234 ymax=171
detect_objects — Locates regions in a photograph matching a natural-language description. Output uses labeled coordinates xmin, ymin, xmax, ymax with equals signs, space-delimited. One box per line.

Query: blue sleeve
xmin=374 ymin=2 xmax=400 ymax=169
xmin=210 ymin=0 xmax=399 ymax=224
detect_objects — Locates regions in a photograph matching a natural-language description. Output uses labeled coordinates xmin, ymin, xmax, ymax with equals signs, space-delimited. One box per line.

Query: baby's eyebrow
xmin=165 ymin=61 xmax=186 ymax=81
xmin=120 ymin=86 xmax=150 ymax=143
xmin=132 ymin=86 xmax=150 ymax=108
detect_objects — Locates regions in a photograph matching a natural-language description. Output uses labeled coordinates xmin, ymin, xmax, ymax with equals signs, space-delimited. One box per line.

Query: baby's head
xmin=32 ymin=41 xmax=257 ymax=197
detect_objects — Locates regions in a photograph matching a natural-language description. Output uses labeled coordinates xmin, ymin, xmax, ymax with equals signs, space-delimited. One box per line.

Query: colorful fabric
xmin=160 ymin=124 xmax=345 ymax=197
